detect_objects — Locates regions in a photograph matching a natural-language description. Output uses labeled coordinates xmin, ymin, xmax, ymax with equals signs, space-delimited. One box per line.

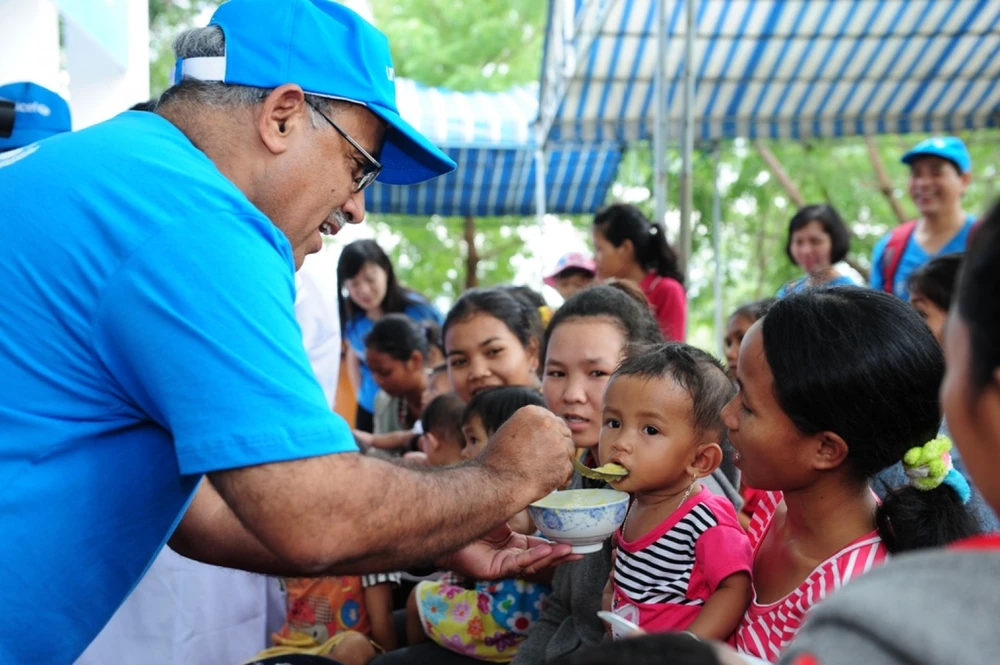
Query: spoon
xmin=597 ymin=611 xmax=644 ymax=638
xmin=572 ymin=457 xmax=629 ymax=482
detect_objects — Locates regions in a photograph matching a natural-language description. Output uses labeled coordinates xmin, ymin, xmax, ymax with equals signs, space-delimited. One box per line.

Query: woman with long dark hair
xmin=338 ymin=239 xmax=442 ymax=432
xmin=591 ymin=203 xmax=687 ymax=341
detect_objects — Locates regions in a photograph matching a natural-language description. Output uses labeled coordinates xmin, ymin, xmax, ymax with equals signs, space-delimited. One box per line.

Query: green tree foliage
xmin=149 ymin=1 xmax=219 ymax=95
xmin=366 ymin=0 xmax=551 ymax=293
xmin=371 ymin=0 xmax=547 ymax=92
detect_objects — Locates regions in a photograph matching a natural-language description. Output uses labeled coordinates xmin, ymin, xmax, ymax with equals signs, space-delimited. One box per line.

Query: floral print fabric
xmin=415 ymin=575 xmax=550 ymax=662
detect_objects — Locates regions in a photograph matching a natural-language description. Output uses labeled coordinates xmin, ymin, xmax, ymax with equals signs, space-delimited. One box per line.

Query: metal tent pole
xmin=534 ymin=146 xmax=547 ymax=228
xmin=678 ymin=0 xmax=696 ymax=282
xmin=653 ymin=0 xmax=668 ymax=227
xmin=712 ymin=142 xmax=724 ymax=359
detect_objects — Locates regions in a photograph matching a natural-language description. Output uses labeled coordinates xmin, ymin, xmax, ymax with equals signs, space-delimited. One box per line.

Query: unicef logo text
xmin=15 ymin=102 xmax=52 ymax=117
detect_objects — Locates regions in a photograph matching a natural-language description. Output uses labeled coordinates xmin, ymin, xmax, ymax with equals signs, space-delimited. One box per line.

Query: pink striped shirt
xmin=734 ymin=491 xmax=888 ymax=663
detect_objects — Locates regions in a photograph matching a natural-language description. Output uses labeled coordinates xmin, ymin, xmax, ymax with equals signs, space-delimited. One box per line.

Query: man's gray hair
xmin=160 ymin=24 xmax=337 ymax=124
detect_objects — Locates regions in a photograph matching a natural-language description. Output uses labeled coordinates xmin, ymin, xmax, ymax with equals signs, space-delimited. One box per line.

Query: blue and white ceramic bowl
xmin=528 ymin=489 xmax=630 ymax=553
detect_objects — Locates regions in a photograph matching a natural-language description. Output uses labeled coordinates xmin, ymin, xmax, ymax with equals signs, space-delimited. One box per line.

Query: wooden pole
xmin=754 ymin=140 xmax=805 ymax=207
xmin=464 ymin=215 xmax=479 ymax=290
xmin=864 ymin=135 xmax=909 ymax=225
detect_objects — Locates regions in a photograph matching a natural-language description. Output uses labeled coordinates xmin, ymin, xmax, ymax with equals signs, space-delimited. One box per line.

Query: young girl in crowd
xmin=355 ymin=314 xmax=437 ymax=456
xmin=443 ymin=288 xmax=543 ymax=403
xmin=600 ymin=344 xmax=753 ymax=641
xmin=723 ymin=300 xmax=775 ymax=378
xmin=408 ymin=386 xmax=552 ymax=663
xmin=777 ymin=205 xmax=857 ymax=297
xmin=776 ymin=204 xmax=1000 ymax=665
xmin=722 ymin=299 xmax=775 ymax=528
xmin=907 ymin=252 xmax=963 ymax=344
xmin=724 ymin=287 xmax=980 ymax=662
xmin=592 ymin=203 xmax=688 ymax=341
xmin=339 ymin=239 xmax=443 ymax=432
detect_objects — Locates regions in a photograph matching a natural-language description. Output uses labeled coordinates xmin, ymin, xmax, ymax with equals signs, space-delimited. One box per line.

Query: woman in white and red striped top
xmin=721 ymin=287 xmax=980 ymax=663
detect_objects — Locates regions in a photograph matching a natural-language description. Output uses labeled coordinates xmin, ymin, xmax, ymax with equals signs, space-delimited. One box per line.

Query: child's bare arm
xmin=363 ymin=582 xmax=397 ymax=651
xmin=685 ymin=571 xmax=752 ymax=641
xmin=367 ymin=430 xmax=416 ymax=451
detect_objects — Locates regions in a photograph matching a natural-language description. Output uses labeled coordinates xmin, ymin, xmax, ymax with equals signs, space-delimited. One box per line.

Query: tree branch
xmin=754 ymin=141 xmax=805 ymax=208
xmin=864 ymin=135 xmax=909 ymax=225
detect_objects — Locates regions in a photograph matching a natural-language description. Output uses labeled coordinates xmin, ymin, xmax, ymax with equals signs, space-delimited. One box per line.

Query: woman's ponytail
xmin=875 ymin=436 xmax=980 ymax=553
xmin=875 ymin=484 xmax=979 ymax=553
xmin=647 ymin=223 xmax=684 ymax=285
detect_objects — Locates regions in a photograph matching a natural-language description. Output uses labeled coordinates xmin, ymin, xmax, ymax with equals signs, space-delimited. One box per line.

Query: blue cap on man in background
xmin=901 ymin=136 xmax=972 ymax=174
xmin=0 ymin=82 xmax=72 ymax=152
xmin=172 ymin=0 xmax=456 ymax=185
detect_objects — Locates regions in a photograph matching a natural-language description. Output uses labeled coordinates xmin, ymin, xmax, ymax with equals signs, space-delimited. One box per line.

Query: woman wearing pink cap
xmin=543 ymin=252 xmax=597 ymax=300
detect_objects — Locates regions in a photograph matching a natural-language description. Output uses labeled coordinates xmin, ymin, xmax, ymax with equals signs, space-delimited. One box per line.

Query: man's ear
xmin=689 ymin=442 xmax=723 ymax=478
xmin=257 ymin=83 xmax=308 ymax=155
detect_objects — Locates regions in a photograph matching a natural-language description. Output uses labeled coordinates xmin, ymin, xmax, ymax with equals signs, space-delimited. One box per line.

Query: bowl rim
xmin=529 ymin=488 xmax=630 ymax=511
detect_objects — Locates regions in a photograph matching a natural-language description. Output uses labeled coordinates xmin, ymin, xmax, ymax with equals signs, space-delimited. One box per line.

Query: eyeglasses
xmin=306 ymin=99 xmax=382 ymax=193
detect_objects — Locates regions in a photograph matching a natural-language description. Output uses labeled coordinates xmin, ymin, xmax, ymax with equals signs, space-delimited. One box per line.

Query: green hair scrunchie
xmin=902 ymin=435 xmax=954 ymax=491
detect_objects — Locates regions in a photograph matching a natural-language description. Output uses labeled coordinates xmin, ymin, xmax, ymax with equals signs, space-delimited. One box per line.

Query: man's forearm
xmin=209 ymin=451 xmax=532 ymax=574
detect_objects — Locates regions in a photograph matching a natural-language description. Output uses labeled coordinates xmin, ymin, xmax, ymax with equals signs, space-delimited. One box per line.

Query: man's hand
xmin=479 ymin=406 xmax=575 ymax=504
xmin=441 ymin=524 xmax=581 ymax=580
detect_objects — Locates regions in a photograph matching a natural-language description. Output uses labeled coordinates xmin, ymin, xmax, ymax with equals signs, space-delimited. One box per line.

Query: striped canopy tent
xmin=536 ymin=0 xmax=1000 ymax=345
xmin=539 ymin=0 xmax=1000 ymax=145
xmin=366 ymin=78 xmax=624 ymax=217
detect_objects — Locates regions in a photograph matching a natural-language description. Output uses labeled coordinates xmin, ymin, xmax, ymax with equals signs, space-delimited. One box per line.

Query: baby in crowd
xmin=600 ymin=344 xmax=753 ymax=641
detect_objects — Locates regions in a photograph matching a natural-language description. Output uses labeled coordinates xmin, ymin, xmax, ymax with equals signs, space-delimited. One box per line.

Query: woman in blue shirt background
xmin=338 ymin=239 xmax=443 ymax=432
xmin=777 ymin=204 xmax=858 ymax=298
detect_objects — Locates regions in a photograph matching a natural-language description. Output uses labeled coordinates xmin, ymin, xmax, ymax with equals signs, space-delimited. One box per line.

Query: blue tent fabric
xmin=538 ymin=0 xmax=1000 ymax=143
xmin=367 ymin=79 xmax=623 ymax=216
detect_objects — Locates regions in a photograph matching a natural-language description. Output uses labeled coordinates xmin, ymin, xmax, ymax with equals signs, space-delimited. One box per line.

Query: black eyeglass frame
xmin=305 ymin=98 xmax=382 ymax=192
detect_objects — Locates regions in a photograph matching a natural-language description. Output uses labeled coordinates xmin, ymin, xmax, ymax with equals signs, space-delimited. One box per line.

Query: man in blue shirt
xmin=0 ymin=2 xmax=575 ymax=664
xmin=869 ymin=136 xmax=975 ymax=299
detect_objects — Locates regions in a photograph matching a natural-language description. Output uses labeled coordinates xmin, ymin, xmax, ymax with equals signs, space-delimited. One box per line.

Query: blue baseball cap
xmin=0 ymin=81 xmax=72 ymax=152
xmin=173 ymin=0 xmax=456 ymax=186
xmin=901 ymin=136 xmax=971 ymax=174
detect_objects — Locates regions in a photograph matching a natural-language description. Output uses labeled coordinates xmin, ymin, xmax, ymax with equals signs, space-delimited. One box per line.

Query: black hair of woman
xmin=907 ymin=252 xmax=964 ymax=312
xmin=499 ymin=284 xmax=548 ymax=342
xmin=542 ymin=283 xmax=663 ymax=367
xmin=784 ymin=204 xmax=852 ymax=265
xmin=443 ymin=287 xmax=541 ymax=352
xmin=462 ymin=385 xmax=546 ymax=436
xmin=364 ymin=313 xmax=431 ymax=362
xmin=764 ymin=287 xmax=979 ymax=552
xmin=337 ymin=239 xmax=414 ymax=331
xmin=594 ymin=203 xmax=685 ymax=285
